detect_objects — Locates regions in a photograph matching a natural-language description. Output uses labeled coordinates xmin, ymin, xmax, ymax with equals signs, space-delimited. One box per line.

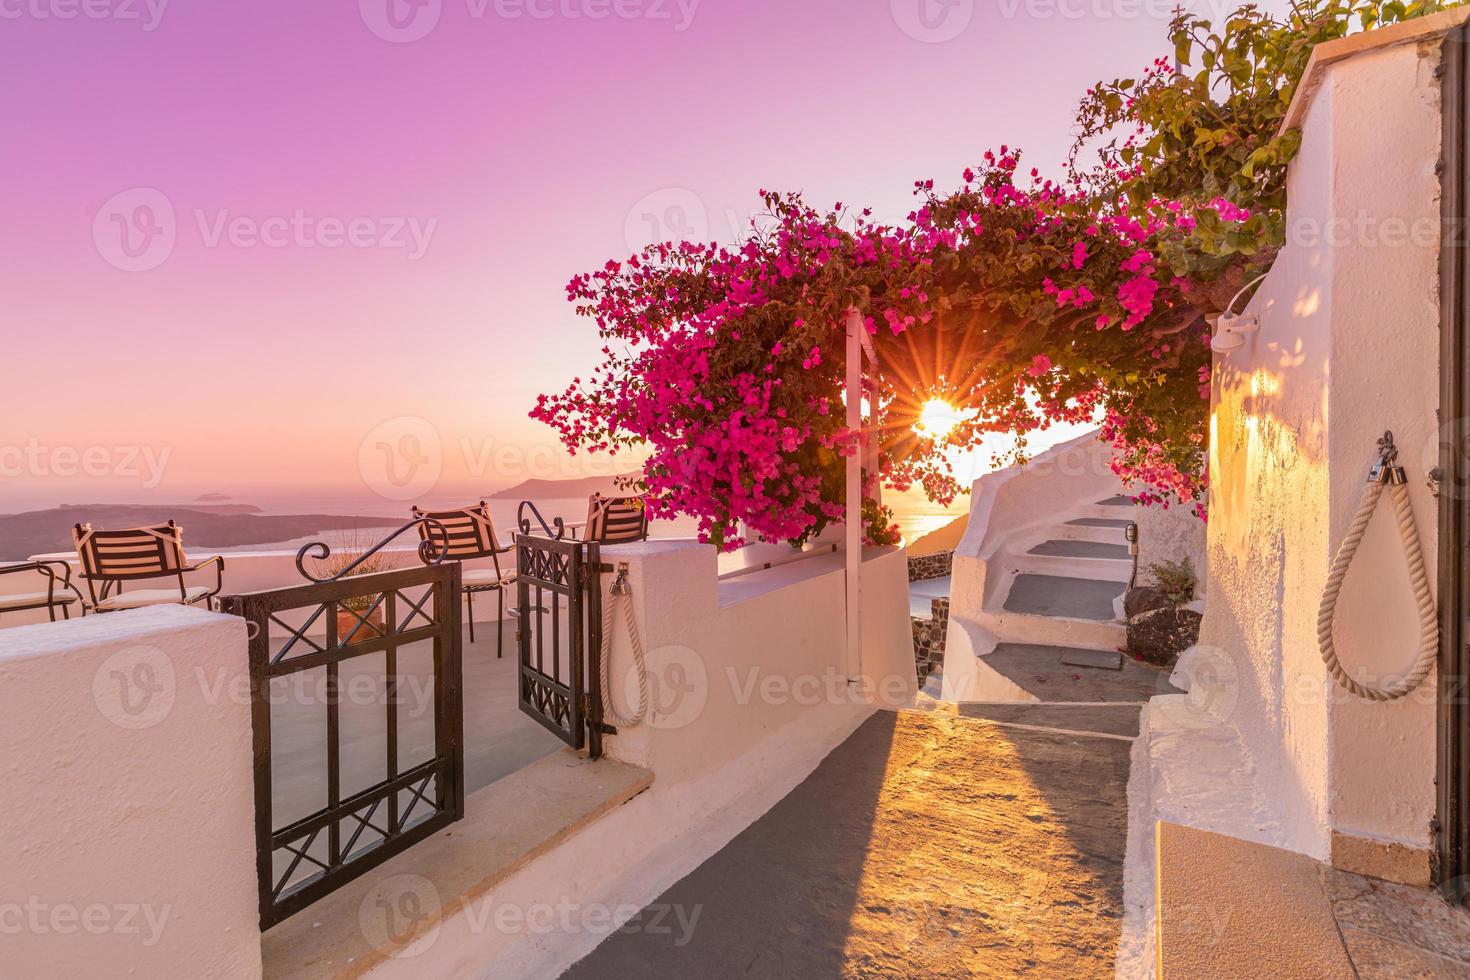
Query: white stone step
xmin=983 ymin=608 xmax=1127 ymax=650
xmin=1156 ymin=823 xmax=1356 ymax=978
xmin=1041 ymin=521 xmax=1133 ymax=545
xmin=1074 ymin=500 xmax=1142 ymax=522
xmin=1007 ymin=549 xmax=1133 ymax=582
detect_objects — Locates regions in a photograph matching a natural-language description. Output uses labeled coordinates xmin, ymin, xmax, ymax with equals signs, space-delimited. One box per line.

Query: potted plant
xmin=315 ymin=537 xmax=399 ymax=642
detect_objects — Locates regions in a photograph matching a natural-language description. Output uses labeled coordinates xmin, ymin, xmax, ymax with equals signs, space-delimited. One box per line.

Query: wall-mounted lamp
xmin=1125 ymin=521 xmax=1139 ymax=589
xmin=1209 ymin=272 xmax=1270 ymax=355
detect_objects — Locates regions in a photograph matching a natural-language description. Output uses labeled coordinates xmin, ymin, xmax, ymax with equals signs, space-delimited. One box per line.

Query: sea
xmin=200 ymin=486 xmax=969 ymax=555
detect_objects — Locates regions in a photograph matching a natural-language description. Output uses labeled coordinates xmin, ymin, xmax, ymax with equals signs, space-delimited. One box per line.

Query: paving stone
xmin=1320 ymin=866 xmax=1470 ymax=966
xmin=985 ymin=643 xmax=1182 ymax=703
xmin=565 ymin=710 xmax=1131 ymax=979
xmin=1060 ymin=649 xmax=1124 ymax=671
xmin=1340 ymin=926 xmax=1470 ymax=979
xmin=1003 ymin=574 xmax=1125 ymax=621
xmin=956 ymin=702 xmax=1142 ymax=738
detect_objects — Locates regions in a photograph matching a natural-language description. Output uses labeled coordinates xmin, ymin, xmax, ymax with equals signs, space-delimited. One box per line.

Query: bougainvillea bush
xmin=533 ymin=0 xmax=1456 ymax=551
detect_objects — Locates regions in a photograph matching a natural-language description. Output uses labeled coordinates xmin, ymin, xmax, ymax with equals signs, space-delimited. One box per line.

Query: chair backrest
xmin=73 ymin=522 xmax=187 ymax=580
xmin=585 ymin=494 xmax=649 ymax=545
xmin=412 ymin=502 xmax=502 ymax=562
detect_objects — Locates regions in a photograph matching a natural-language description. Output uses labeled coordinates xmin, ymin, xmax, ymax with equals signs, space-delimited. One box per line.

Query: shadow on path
xmin=565 ymin=708 xmax=1130 ymax=978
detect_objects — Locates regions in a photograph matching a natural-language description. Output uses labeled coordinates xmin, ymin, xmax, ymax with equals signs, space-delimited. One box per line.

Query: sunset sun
xmin=915 ymin=399 xmax=966 ymax=440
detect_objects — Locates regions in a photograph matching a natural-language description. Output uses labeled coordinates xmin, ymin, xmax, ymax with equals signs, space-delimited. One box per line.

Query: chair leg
xmin=466 ymin=590 xmax=475 ymax=643
xmin=497 ymin=589 xmax=505 ymax=659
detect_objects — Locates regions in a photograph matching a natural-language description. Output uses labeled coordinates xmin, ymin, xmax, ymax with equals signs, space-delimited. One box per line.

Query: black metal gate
xmin=515 ymin=534 xmax=607 ymax=758
xmin=221 ymin=563 xmax=465 ymax=928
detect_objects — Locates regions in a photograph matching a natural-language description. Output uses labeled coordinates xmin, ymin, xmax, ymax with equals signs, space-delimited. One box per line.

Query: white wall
xmin=1200 ymin=37 xmax=1442 ymax=859
xmin=0 ymin=606 xmax=261 ymax=978
xmin=599 ymin=540 xmax=917 ymax=780
xmin=362 ymin=539 xmax=918 ymax=978
xmin=0 ymin=530 xmax=919 ymax=980
xmin=1135 ymin=501 xmax=1208 ymax=598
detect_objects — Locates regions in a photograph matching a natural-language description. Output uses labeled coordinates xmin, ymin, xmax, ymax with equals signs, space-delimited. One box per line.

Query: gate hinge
xmin=581 ymin=693 xmax=618 ymax=735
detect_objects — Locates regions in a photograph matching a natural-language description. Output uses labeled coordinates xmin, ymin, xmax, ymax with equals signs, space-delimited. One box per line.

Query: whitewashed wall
xmin=0 ymin=534 xmax=916 ymax=979
xmin=372 ymin=540 xmax=918 ymax=979
xmin=0 ymin=606 xmax=261 ymax=978
xmin=1199 ymin=34 xmax=1443 ymax=868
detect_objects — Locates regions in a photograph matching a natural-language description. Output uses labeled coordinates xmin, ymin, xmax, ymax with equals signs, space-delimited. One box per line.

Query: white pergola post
xmin=843 ymin=307 xmax=875 ymax=685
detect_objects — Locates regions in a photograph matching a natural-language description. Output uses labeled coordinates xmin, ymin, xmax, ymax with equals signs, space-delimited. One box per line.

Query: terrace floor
xmin=564 ymin=707 xmax=1130 ymax=978
xmin=269 ymin=620 xmax=561 ymax=829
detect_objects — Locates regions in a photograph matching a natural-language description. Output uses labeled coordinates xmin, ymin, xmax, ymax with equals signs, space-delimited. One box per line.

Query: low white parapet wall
xmin=364 ymin=538 xmax=918 ymax=978
xmin=0 ymin=606 xmax=261 ymax=978
xmin=0 ymin=536 xmax=916 ymax=978
xmin=599 ymin=539 xmax=917 ymax=779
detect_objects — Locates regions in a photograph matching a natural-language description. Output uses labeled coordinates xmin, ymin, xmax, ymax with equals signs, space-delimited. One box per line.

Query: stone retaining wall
xmin=912 ymin=597 xmax=951 ymax=683
xmin=908 ymin=550 xmax=953 ymax=582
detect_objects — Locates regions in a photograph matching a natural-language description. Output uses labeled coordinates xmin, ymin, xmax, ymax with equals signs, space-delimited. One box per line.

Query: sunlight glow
xmin=915 ymin=399 xmax=965 ymax=440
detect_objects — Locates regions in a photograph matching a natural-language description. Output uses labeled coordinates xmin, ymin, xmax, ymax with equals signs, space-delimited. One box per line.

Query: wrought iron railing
xmin=517 ymin=500 xmax=570 ymax=540
xmin=220 ymin=559 xmax=464 ymax=929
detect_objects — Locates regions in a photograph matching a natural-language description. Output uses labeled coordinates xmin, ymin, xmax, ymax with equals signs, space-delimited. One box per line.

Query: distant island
xmin=0 ymin=504 xmax=383 ymax=561
xmin=490 ymin=472 xmax=641 ymax=501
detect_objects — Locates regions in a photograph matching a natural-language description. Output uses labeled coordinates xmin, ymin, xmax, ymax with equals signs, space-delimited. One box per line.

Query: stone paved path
xmin=981 ymin=643 xmax=1182 ymax=703
xmin=564 ymin=708 xmax=1131 ymax=978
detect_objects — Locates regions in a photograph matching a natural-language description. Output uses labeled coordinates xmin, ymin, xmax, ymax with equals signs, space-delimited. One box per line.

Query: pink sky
xmin=0 ymin=0 xmax=1253 ymax=512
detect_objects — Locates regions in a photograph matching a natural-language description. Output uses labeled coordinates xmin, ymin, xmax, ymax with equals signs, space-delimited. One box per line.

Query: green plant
xmin=315 ymin=532 xmax=400 ymax=612
xmin=1148 ymin=557 xmax=1198 ymax=607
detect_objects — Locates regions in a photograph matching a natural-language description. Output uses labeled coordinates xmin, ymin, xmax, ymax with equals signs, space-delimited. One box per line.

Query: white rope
xmin=1317 ymin=477 xmax=1439 ymax=702
xmin=600 ymin=573 xmax=648 ymax=727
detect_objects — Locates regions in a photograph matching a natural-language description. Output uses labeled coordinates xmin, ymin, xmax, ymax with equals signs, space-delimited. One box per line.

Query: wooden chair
xmin=71 ymin=521 xmax=224 ymax=613
xmin=0 ymin=560 xmax=85 ymax=623
xmin=412 ymin=502 xmax=516 ymax=656
xmin=584 ymin=493 xmax=649 ymax=545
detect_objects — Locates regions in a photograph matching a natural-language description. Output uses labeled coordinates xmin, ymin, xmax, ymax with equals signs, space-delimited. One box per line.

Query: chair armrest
xmin=34 ymin=559 xmax=76 ymax=586
xmin=0 ymin=561 xmax=84 ymax=606
xmin=182 ymin=555 xmax=226 ymax=596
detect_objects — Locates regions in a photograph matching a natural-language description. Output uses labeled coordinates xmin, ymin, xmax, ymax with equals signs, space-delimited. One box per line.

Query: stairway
xmin=942 ymin=494 xmax=1183 ymax=706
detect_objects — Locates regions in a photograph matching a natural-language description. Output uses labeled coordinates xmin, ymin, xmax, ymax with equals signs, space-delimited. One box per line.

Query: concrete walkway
xmin=564 ymin=708 xmax=1130 ymax=978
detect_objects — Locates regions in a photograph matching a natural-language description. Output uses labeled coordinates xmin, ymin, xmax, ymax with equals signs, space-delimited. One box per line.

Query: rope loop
xmin=1317 ymin=432 xmax=1438 ymax=702
xmin=600 ymin=563 xmax=649 ymax=727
